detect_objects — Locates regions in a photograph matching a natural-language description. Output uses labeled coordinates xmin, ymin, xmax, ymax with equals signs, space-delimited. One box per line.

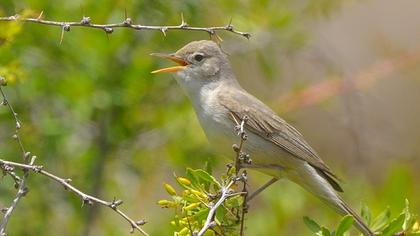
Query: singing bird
xmin=151 ymin=40 xmax=373 ymax=236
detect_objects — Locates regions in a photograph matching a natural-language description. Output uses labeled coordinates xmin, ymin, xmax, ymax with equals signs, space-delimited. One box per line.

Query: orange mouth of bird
xmin=150 ymin=53 xmax=189 ymax=74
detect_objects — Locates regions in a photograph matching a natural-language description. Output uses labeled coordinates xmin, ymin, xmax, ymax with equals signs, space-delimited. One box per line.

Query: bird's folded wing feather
xmin=218 ymin=89 xmax=343 ymax=191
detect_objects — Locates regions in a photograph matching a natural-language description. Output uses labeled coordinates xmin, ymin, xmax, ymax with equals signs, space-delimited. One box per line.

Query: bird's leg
xmin=246 ymin=177 xmax=279 ymax=202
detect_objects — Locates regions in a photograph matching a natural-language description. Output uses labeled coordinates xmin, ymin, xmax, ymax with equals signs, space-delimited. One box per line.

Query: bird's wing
xmin=218 ymin=88 xmax=343 ymax=192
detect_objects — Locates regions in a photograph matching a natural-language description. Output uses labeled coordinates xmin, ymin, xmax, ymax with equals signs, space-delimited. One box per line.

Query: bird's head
xmin=151 ymin=40 xmax=231 ymax=84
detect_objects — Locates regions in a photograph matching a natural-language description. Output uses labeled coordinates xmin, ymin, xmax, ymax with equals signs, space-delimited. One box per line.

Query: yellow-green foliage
xmin=304 ymin=200 xmax=420 ymax=236
xmin=158 ymin=168 xmax=245 ymax=236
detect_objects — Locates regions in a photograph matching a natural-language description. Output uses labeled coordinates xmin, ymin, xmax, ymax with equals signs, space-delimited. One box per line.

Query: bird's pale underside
xmin=151 ymin=40 xmax=374 ymax=236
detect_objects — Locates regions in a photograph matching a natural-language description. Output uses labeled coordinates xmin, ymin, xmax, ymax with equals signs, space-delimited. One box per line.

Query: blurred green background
xmin=1 ymin=0 xmax=419 ymax=235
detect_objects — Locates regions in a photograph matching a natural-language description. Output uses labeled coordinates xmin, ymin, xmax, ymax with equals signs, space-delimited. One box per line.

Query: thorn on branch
xmin=161 ymin=27 xmax=167 ymax=37
xmin=136 ymin=220 xmax=147 ymax=226
xmin=232 ymin=144 xmax=240 ymax=153
xmin=82 ymin=197 xmax=93 ymax=206
xmin=29 ymin=155 xmax=37 ymax=165
xmin=124 ymin=8 xmax=128 ymax=21
xmin=226 ymin=163 xmax=233 ymax=169
xmin=226 ymin=24 xmax=234 ymax=31
xmin=10 ymin=14 xmax=19 ymax=21
xmin=241 ymin=170 xmax=248 ymax=182
xmin=37 ymin=11 xmax=43 ymax=20
xmin=104 ymin=27 xmax=113 ymax=34
xmin=20 ymin=186 xmax=29 ymax=196
xmin=228 ymin=18 xmax=233 ymax=27
xmin=32 ymin=165 xmax=43 ymax=172
xmin=81 ymin=16 xmax=91 ymax=25
xmin=208 ymin=222 xmax=217 ymax=228
xmin=0 ymin=76 xmax=7 ymax=86
xmin=61 ymin=178 xmax=72 ymax=191
xmin=208 ymin=29 xmax=215 ymax=37
xmin=60 ymin=28 xmax=65 ymax=44
xmin=1 ymin=164 xmax=14 ymax=172
xmin=0 ymin=208 xmax=8 ymax=214
xmin=124 ymin=17 xmax=132 ymax=25
xmin=63 ymin=24 xmax=71 ymax=32
xmin=180 ymin=13 xmax=188 ymax=28
xmin=110 ymin=198 xmax=124 ymax=209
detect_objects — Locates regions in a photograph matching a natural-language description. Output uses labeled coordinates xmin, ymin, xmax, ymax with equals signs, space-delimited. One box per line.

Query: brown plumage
xmin=151 ymin=40 xmax=373 ymax=236
xmin=218 ymin=89 xmax=343 ymax=192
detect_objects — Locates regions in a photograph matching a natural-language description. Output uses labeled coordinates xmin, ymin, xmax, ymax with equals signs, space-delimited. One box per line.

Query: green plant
xmin=158 ymin=167 xmax=247 ymax=236
xmin=304 ymin=200 xmax=420 ymax=236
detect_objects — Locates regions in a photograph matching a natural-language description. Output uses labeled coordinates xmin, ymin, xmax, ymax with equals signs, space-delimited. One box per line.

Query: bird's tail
xmin=290 ymin=163 xmax=374 ymax=236
xmin=311 ymin=187 xmax=374 ymax=236
xmin=338 ymin=198 xmax=374 ymax=236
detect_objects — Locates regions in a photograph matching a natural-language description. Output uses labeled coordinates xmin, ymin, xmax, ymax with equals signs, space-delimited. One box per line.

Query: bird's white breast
xmin=195 ymin=83 xmax=234 ymax=143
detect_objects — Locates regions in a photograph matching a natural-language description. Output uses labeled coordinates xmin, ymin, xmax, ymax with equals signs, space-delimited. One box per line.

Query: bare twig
xmin=231 ymin=115 xmax=250 ymax=175
xmin=0 ymin=158 xmax=149 ymax=236
xmin=0 ymin=178 xmax=28 ymax=236
xmin=0 ymin=81 xmax=31 ymax=236
xmin=239 ymin=171 xmax=248 ymax=236
xmin=0 ymin=78 xmax=148 ymax=236
xmin=0 ymin=89 xmax=25 ymax=158
xmin=0 ymin=13 xmax=251 ymax=40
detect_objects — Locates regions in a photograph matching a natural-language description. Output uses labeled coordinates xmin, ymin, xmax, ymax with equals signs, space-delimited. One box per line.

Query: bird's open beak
xmin=150 ymin=53 xmax=189 ymax=74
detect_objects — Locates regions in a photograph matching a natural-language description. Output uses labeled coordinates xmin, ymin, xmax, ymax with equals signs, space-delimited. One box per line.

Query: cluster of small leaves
xmin=158 ymin=167 xmax=245 ymax=236
xmin=304 ymin=199 xmax=420 ymax=236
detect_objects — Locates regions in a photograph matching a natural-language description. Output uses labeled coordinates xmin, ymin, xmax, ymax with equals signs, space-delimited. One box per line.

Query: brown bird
xmin=151 ymin=40 xmax=373 ymax=236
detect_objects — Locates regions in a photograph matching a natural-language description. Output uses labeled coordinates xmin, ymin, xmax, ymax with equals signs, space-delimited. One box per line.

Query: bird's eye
xmin=194 ymin=54 xmax=204 ymax=62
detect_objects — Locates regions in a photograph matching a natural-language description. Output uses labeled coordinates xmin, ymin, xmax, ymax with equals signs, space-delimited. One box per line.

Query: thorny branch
xmin=231 ymin=115 xmax=251 ymax=174
xmin=0 ymin=76 xmax=149 ymax=236
xmin=196 ymin=115 xmax=251 ymax=236
xmin=0 ymin=158 xmax=148 ymax=236
xmin=0 ymin=76 xmax=32 ymax=236
xmin=197 ymin=180 xmax=237 ymax=236
xmin=0 ymin=13 xmax=251 ymax=44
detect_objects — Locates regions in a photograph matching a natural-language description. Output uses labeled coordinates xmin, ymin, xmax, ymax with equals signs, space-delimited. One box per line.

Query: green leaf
xmin=381 ymin=213 xmax=405 ymax=236
xmin=194 ymin=208 xmax=210 ymax=223
xmin=303 ymin=216 xmax=321 ymax=233
xmin=194 ymin=169 xmax=220 ymax=185
xmin=186 ymin=168 xmax=221 ymax=191
xmin=403 ymin=199 xmax=412 ymax=230
xmin=204 ymin=161 xmax=213 ymax=175
xmin=371 ymin=207 xmax=391 ymax=232
xmin=321 ymin=227 xmax=331 ymax=236
xmin=225 ymin=195 xmax=244 ymax=208
xmin=361 ymin=204 xmax=372 ymax=226
xmin=186 ymin=168 xmax=200 ymax=187
xmin=335 ymin=215 xmax=354 ymax=236
xmin=215 ymin=206 xmax=228 ymax=223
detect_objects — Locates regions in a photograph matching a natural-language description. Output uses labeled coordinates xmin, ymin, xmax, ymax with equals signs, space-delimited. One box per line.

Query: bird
xmin=151 ymin=40 xmax=373 ymax=236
